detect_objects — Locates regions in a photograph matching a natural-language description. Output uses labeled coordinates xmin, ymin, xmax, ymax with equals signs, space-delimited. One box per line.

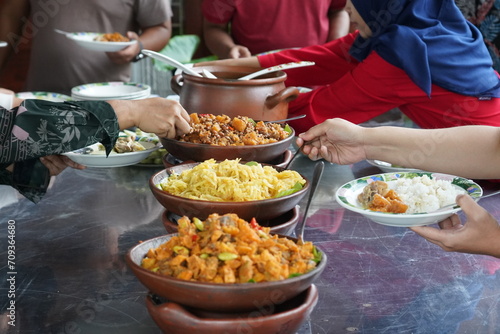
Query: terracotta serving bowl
xmin=126 ymin=234 xmax=326 ymax=312
xmin=162 ymin=149 xmax=293 ymax=169
xmin=161 ymin=205 xmax=299 ymax=235
xmin=159 ymin=126 xmax=295 ymax=163
xmin=149 ymin=163 xmax=309 ymax=221
xmin=145 ymin=284 xmax=319 ymax=334
xmin=170 ymin=65 xmax=300 ymax=121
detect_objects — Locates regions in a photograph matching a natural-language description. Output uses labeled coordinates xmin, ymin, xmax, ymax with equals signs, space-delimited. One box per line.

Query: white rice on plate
xmin=391 ymin=175 xmax=466 ymax=213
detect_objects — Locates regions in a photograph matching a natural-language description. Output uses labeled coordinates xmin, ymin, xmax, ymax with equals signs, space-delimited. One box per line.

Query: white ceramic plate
xmin=366 ymin=159 xmax=424 ymax=173
xmin=71 ymin=82 xmax=151 ymax=100
xmin=63 ymin=141 xmax=159 ymax=168
xmin=15 ymin=91 xmax=72 ymax=102
xmin=64 ymin=32 xmax=136 ymax=52
xmin=335 ymin=172 xmax=482 ymax=227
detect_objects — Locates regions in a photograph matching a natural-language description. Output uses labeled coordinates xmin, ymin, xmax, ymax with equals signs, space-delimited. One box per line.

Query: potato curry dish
xmin=358 ymin=181 xmax=408 ymax=213
xmin=94 ymin=32 xmax=130 ymax=42
xmin=141 ymin=213 xmax=321 ymax=283
xmin=178 ymin=113 xmax=291 ymax=146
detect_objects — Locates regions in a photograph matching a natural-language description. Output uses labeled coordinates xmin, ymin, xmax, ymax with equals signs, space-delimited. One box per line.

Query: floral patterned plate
xmin=71 ymin=82 xmax=151 ymax=101
xmin=63 ymin=142 xmax=159 ymax=168
xmin=366 ymin=159 xmax=424 ymax=173
xmin=335 ymin=172 xmax=482 ymax=227
xmin=15 ymin=91 xmax=72 ymax=102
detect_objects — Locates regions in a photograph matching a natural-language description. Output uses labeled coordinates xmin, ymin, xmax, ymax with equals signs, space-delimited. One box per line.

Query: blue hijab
xmin=349 ymin=0 xmax=500 ymax=98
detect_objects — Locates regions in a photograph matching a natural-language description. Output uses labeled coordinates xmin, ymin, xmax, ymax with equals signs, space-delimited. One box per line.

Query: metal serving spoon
xmin=296 ymin=161 xmax=324 ymax=244
xmin=237 ymin=61 xmax=315 ymax=80
xmin=141 ymin=49 xmax=202 ymax=77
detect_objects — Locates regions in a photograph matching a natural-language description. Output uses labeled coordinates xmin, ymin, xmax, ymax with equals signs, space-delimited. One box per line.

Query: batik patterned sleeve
xmin=0 ymin=100 xmax=120 ymax=201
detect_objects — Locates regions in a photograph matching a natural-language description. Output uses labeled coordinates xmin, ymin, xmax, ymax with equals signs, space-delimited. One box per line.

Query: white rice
xmin=391 ymin=175 xmax=465 ymax=213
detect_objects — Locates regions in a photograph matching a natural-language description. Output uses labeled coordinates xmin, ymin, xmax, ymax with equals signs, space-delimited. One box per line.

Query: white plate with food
xmin=71 ymin=82 xmax=151 ymax=100
xmin=15 ymin=91 xmax=72 ymax=102
xmin=335 ymin=172 xmax=482 ymax=227
xmin=63 ymin=32 xmax=136 ymax=52
xmin=366 ymin=159 xmax=424 ymax=173
xmin=64 ymin=139 xmax=159 ymax=168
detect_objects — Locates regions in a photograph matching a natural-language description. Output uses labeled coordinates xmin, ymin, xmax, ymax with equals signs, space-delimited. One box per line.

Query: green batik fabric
xmin=0 ymin=99 xmax=120 ymax=202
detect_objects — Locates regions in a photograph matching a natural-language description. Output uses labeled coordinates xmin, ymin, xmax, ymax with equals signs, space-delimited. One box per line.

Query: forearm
xmin=327 ymin=9 xmax=350 ymax=40
xmin=363 ymin=125 xmax=500 ymax=179
xmin=0 ymin=0 xmax=30 ymax=69
xmin=203 ymin=22 xmax=235 ymax=59
xmin=1 ymin=100 xmax=119 ymax=165
xmin=138 ymin=22 xmax=171 ymax=51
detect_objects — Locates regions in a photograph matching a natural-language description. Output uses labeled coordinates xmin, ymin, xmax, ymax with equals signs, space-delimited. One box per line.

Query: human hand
xmin=109 ymin=98 xmax=191 ymax=138
xmin=296 ymin=118 xmax=367 ymax=164
xmin=40 ymin=155 xmax=86 ymax=176
xmin=106 ymin=31 xmax=141 ymax=64
xmin=227 ymin=45 xmax=252 ymax=59
xmin=410 ymin=194 xmax=500 ymax=258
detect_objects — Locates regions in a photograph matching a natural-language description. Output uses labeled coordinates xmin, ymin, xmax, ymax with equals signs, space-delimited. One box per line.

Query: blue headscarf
xmin=349 ymin=0 xmax=500 ymax=98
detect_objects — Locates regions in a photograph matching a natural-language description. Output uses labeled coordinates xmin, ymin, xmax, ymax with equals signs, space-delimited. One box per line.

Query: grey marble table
xmin=1 ymin=152 xmax=499 ymax=334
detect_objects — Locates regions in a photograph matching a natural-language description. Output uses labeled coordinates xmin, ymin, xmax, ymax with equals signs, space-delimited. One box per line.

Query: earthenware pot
xmin=170 ymin=65 xmax=300 ymax=121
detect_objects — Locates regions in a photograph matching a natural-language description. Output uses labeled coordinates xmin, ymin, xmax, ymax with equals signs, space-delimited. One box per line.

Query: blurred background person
xmin=0 ymin=0 xmax=172 ymax=95
xmin=202 ymin=0 xmax=350 ymax=59
xmin=455 ymin=0 xmax=500 ymax=71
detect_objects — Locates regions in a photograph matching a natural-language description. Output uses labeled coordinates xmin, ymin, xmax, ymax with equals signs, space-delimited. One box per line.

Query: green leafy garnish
xmin=245 ymin=161 xmax=259 ymax=166
xmin=284 ymin=124 xmax=292 ymax=135
xmin=247 ymin=279 xmax=256 ymax=283
xmin=247 ymin=117 xmax=257 ymax=126
xmin=312 ymin=246 xmax=322 ymax=264
xmin=288 ymin=273 xmax=302 ymax=278
xmin=275 ymin=182 xmax=303 ymax=198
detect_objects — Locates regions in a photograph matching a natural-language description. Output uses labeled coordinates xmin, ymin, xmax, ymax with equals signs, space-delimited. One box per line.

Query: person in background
xmin=202 ymin=0 xmax=350 ymax=59
xmin=296 ymin=117 xmax=500 ymax=258
xmin=455 ymin=0 xmax=500 ymax=71
xmin=0 ymin=96 xmax=191 ymax=202
xmin=197 ymin=0 xmax=500 ymax=134
xmin=0 ymin=0 xmax=172 ymax=95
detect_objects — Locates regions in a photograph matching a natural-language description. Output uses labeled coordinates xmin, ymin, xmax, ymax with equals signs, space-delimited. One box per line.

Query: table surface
xmin=1 ymin=150 xmax=499 ymax=334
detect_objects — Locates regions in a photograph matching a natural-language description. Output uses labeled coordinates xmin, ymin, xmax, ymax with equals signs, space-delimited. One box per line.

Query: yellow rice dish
xmin=141 ymin=213 xmax=321 ymax=283
xmin=158 ymin=159 xmax=306 ymax=201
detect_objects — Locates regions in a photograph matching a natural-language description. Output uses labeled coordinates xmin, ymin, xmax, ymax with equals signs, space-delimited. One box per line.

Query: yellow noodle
xmin=159 ymin=159 xmax=305 ymax=202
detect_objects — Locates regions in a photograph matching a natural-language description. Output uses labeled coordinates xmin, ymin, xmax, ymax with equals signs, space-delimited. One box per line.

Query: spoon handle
xmin=238 ymin=61 xmax=315 ymax=80
xmin=297 ymin=161 xmax=324 ymax=243
xmin=141 ymin=49 xmax=202 ymax=77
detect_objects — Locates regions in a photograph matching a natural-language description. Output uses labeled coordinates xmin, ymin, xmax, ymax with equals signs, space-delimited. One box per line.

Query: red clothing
xmin=257 ymin=33 xmax=500 ymax=133
xmin=202 ymin=0 xmax=346 ymax=55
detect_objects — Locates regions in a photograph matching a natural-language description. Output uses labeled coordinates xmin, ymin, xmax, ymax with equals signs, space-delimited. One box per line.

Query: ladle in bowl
xmin=297 ymin=161 xmax=324 ymax=244
xmin=238 ymin=61 xmax=315 ymax=81
xmin=141 ymin=49 xmax=202 ymax=77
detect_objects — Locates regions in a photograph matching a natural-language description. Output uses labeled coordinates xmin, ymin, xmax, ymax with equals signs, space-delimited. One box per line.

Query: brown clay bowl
xmin=161 ymin=205 xmax=299 ymax=235
xmin=145 ymin=284 xmax=319 ymax=334
xmin=162 ymin=149 xmax=293 ymax=169
xmin=126 ymin=234 xmax=326 ymax=312
xmin=149 ymin=162 xmax=309 ymax=221
xmin=159 ymin=126 xmax=295 ymax=163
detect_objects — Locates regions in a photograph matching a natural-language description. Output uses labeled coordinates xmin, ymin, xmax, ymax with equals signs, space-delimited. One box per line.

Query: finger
xmin=40 ymin=157 xmax=63 ymax=176
xmin=409 ymin=225 xmax=443 ymax=242
xmin=60 ymin=156 xmax=86 ymax=170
